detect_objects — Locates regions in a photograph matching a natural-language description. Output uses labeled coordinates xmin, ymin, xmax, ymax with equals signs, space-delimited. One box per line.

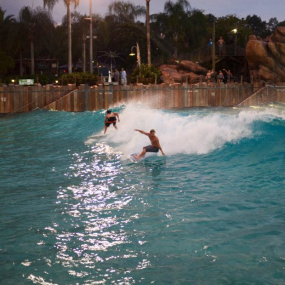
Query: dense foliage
xmin=131 ymin=64 xmax=162 ymax=84
xmin=0 ymin=0 xmax=284 ymax=83
xmin=59 ymin=72 xmax=98 ymax=85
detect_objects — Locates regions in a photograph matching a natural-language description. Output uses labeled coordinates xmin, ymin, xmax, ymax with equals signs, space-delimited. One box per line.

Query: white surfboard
xmin=129 ymin=153 xmax=142 ymax=163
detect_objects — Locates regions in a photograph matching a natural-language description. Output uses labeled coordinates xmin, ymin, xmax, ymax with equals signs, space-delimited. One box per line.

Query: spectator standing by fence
xmin=223 ymin=69 xmax=233 ymax=83
xmin=120 ymin=68 xmax=127 ymax=85
xmin=218 ymin=70 xmax=224 ymax=83
xmin=114 ymin=69 xmax=120 ymax=83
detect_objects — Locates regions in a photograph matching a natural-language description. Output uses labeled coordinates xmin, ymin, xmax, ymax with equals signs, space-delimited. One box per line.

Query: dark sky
xmin=1 ymin=0 xmax=284 ymax=23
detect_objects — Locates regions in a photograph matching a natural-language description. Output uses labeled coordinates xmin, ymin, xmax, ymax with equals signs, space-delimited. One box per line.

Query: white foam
xmin=88 ymin=103 xmax=285 ymax=156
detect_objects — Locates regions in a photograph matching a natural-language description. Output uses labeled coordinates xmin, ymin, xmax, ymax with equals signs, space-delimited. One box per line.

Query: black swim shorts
xmin=144 ymin=145 xmax=159 ymax=153
xmin=105 ymin=122 xmax=116 ymax=127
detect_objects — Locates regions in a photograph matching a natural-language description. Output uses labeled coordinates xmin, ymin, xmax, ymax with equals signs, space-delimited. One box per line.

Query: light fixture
xmin=129 ymin=46 xmax=136 ymax=56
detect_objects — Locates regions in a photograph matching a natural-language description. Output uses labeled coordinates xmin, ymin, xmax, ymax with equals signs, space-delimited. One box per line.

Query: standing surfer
xmin=134 ymin=129 xmax=165 ymax=159
xmin=104 ymin=110 xmax=120 ymax=134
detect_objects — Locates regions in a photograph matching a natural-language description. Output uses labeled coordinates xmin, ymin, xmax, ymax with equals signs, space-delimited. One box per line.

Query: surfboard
xmin=129 ymin=153 xmax=142 ymax=163
xmin=90 ymin=133 xmax=108 ymax=139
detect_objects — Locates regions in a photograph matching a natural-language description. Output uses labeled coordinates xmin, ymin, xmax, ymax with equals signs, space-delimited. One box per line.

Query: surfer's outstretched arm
xmin=135 ymin=129 xmax=149 ymax=136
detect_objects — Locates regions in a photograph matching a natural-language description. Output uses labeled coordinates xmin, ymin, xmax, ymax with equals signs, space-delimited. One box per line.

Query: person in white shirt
xmin=120 ymin=68 xmax=127 ymax=85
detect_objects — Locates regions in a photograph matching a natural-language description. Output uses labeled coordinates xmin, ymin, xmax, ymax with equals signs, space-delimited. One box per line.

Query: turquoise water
xmin=1 ymin=104 xmax=285 ymax=284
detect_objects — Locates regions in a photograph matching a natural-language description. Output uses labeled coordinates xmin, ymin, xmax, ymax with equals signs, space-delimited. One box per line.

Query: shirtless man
xmin=104 ymin=109 xmax=120 ymax=134
xmin=217 ymin=36 xmax=225 ymax=55
xmin=134 ymin=129 xmax=165 ymax=159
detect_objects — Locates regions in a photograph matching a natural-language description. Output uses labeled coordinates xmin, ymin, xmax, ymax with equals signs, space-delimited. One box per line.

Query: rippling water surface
xmin=1 ymin=104 xmax=285 ymax=284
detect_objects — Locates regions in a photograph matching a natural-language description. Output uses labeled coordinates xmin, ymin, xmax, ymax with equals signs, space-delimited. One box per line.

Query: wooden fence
xmin=238 ymin=83 xmax=285 ymax=106
xmin=0 ymin=82 xmax=266 ymax=114
xmin=0 ymin=84 xmax=76 ymax=114
xmin=44 ymin=82 xmax=255 ymax=112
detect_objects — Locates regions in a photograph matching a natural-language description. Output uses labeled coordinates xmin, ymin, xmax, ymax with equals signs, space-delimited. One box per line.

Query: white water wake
xmin=87 ymin=103 xmax=285 ymax=156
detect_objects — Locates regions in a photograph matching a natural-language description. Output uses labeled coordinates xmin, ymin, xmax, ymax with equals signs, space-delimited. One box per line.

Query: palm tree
xmin=146 ymin=0 xmax=151 ymax=66
xmin=108 ymin=1 xmax=145 ymax=23
xmin=43 ymin=0 xmax=80 ymax=73
xmin=18 ymin=7 xmax=36 ymax=75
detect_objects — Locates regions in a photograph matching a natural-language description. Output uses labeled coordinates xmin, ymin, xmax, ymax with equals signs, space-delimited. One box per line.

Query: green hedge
xmin=58 ymin=72 xmax=98 ymax=86
xmin=131 ymin=64 xmax=161 ymax=84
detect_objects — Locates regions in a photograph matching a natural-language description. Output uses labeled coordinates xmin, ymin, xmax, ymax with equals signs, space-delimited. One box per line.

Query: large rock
xmin=179 ymin=60 xmax=207 ymax=75
xmin=246 ymin=27 xmax=285 ymax=83
xmin=160 ymin=65 xmax=183 ymax=83
xmin=159 ymin=61 xmax=206 ymax=84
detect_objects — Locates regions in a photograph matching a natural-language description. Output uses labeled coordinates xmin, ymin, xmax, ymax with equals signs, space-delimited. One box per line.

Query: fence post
xmin=84 ymin=84 xmax=89 ymax=111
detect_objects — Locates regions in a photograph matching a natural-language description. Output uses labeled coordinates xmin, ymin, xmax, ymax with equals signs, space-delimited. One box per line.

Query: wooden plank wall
xmin=2 ymin=82 xmax=273 ymax=113
xmin=42 ymin=82 xmax=257 ymax=112
xmin=0 ymin=84 xmax=76 ymax=114
xmin=238 ymin=83 xmax=285 ymax=106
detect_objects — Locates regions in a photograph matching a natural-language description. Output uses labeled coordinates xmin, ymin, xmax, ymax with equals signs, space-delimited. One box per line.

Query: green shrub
xmin=130 ymin=64 xmax=161 ymax=84
xmin=58 ymin=72 xmax=98 ymax=86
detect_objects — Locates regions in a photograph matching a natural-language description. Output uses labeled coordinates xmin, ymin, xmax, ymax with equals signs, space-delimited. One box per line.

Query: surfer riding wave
xmin=134 ymin=129 xmax=165 ymax=160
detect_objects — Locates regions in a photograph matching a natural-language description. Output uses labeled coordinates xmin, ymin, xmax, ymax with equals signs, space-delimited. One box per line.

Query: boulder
xmin=159 ymin=65 xmax=183 ymax=83
xmin=246 ymin=26 xmax=285 ymax=83
xmin=159 ymin=61 xmax=207 ymax=84
xmin=179 ymin=60 xmax=207 ymax=75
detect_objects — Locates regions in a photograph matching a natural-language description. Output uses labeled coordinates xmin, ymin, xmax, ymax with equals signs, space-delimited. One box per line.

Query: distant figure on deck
xmin=120 ymin=68 xmax=127 ymax=85
xmin=205 ymin=70 xmax=212 ymax=83
xmin=223 ymin=69 xmax=233 ymax=83
xmin=104 ymin=109 xmax=120 ymax=134
xmin=217 ymin=36 xmax=225 ymax=55
xmin=218 ymin=70 xmax=224 ymax=83
xmin=134 ymin=129 xmax=165 ymax=160
xmin=114 ymin=68 xmax=120 ymax=83
xmin=208 ymin=39 xmax=213 ymax=55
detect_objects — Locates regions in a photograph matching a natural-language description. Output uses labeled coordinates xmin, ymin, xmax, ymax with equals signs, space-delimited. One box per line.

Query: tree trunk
xmin=19 ymin=48 xmax=23 ymax=76
xmin=67 ymin=3 xmax=72 ymax=74
xmin=30 ymin=41 xmax=35 ymax=75
xmin=146 ymin=0 xmax=151 ymax=66
xmin=136 ymin=42 xmax=141 ymax=68
xmin=82 ymin=33 xmax=86 ymax=73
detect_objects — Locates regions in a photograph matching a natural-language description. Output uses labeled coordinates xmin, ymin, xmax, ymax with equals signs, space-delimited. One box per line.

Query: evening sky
xmin=1 ymin=0 xmax=284 ymax=23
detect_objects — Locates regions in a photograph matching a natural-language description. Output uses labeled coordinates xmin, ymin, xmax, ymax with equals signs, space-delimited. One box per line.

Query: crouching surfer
xmin=134 ymin=129 xmax=165 ymax=159
xmin=104 ymin=109 xmax=120 ymax=134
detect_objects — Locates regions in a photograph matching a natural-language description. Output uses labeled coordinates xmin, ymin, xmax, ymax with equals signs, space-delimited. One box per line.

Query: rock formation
xmin=160 ymin=60 xmax=207 ymax=84
xmin=246 ymin=27 xmax=285 ymax=82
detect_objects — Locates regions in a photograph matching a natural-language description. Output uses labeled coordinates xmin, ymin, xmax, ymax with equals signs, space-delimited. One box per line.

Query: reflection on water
xmin=50 ymin=142 xmax=155 ymax=283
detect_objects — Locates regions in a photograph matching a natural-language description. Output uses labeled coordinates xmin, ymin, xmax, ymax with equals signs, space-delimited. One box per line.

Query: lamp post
xmin=85 ymin=0 xmax=94 ymax=74
xmin=146 ymin=0 xmax=151 ymax=66
xmin=129 ymin=42 xmax=141 ymax=68
xmin=232 ymin=28 xmax=238 ymax=56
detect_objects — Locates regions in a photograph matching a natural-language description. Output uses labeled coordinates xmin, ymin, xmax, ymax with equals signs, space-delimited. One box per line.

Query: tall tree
xmin=146 ymin=0 xmax=151 ymax=66
xmin=246 ymin=14 xmax=267 ymax=37
xmin=18 ymin=7 xmax=36 ymax=75
xmin=43 ymin=0 xmax=80 ymax=73
xmin=108 ymin=1 xmax=145 ymax=23
xmin=0 ymin=8 xmax=15 ymax=50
